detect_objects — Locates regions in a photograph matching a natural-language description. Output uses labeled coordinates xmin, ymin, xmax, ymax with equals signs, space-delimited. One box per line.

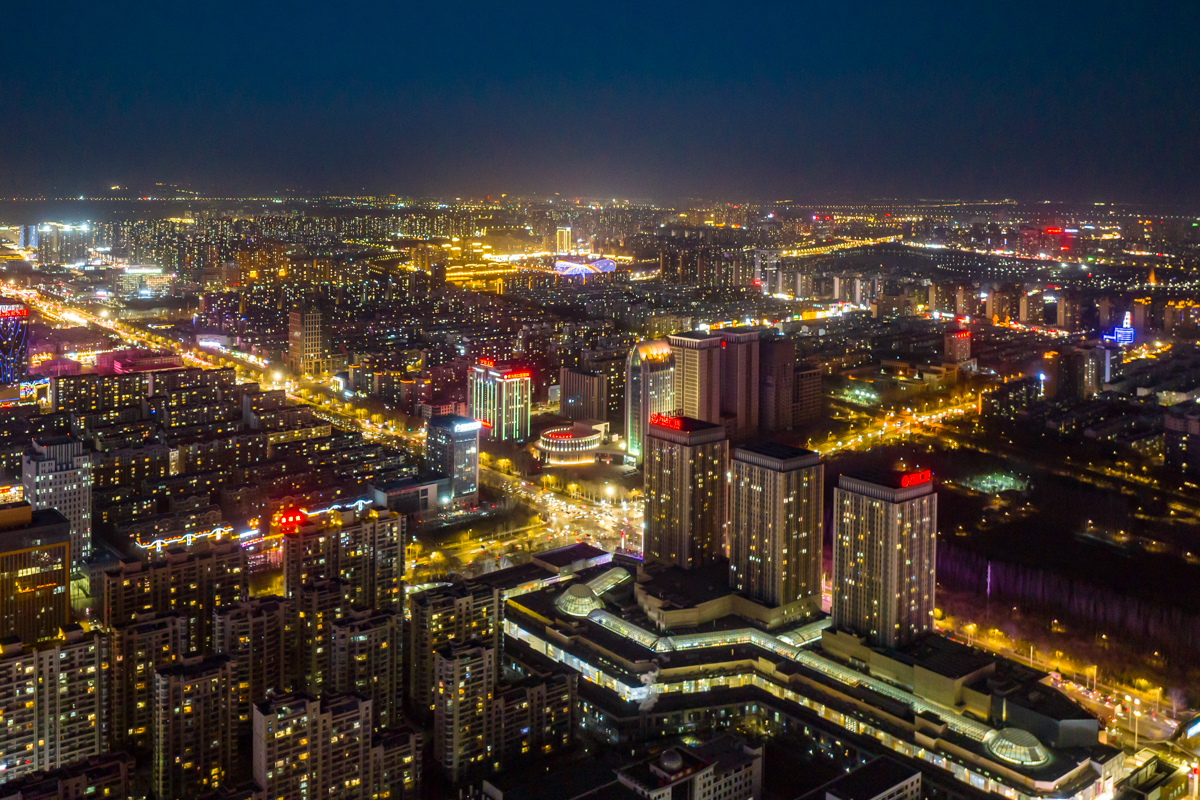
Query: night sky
xmin=4 ymin=1 xmax=1199 ymax=202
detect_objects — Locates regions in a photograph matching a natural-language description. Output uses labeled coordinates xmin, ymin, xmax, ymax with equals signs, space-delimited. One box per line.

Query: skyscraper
xmin=468 ymin=361 xmax=531 ymax=442
xmin=107 ymin=612 xmax=185 ymax=751
xmin=433 ymin=641 xmax=495 ymax=781
xmin=718 ymin=327 xmax=765 ymax=440
xmin=287 ymin=301 xmax=331 ymax=376
xmin=759 ymin=337 xmax=795 ymax=432
xmin=831 ymin=470 xmax=937 ymax=648
xmin=152 ymin=655 xmax=234 ymax=798
xmin=555 ymin=226 xmax=572 ymax=254
xmin=0 ymin=504 xmax=70 ymax=644
xmin=22 ymin=435 xmax=92 ymax=569
xmin=624 ymin=340 xmax=675 ymax=463
xmin=558 ymin=367 xmax=608 ymax=422
xmin=426 ymin=414 xmax=480 ymax=506
xmin=253 ymin=692 xmax=374 ymax=800
xmin=331 ymin=608 xmax=402 ymax=731
xmin=667 ymin=331 xmax=723 ymax=423
xmin=213 ymin=597 xmax=291 ymax=735
xmin=728 ymin=443 xmax=822 ymax=608
xmin=644 ymin=415 xmax=728 ymax=569
xmin=0 ymin=301 xmax=30 ymax=384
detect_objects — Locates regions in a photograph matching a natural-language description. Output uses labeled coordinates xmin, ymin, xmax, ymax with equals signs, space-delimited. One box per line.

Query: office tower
xmin=253 ymin=692 xmax=374 ymax=800
xmin=0 ymin=301 xmax=29 ymax=383
xmin=433 ymin=641 xmax=495 ymax=781
xmin=468 ymin=361 xmax=531 ymax=441
xmin=728 ymin=444 xmax=823 ymax=608
xmin=718 ymin=327 xmax=765 ymax=440
xmin=667 ymin=331 xmax=723 ymax=423
xmin=1133 ymin=297 xmax=1152 ymax=333
xmin=36 ymin=222 xmax=92 ymax=265
xmin=213 ymin=597 xmax=291 ymax=734
xmin=0 ymin=504 xmax=70 ymax=644
xmin=331 ymin=608 xmax=402 ymax=731
xmin=22 ymin=435 xmax=92 ymax=569
xmin=831 ymin=470 xmax=937 ymax=647
xmin=426 ymin=414 xmax=481 ymax=506
xmin=555 ymin=226 xmax=572 ymax=254
xmin=793 ymin=365 xmax=822 ymax=426
xmin=1056 ymin=293 xmax=1083 ymax=332
xmin=644 ymin=415 xmax=728 ymax=569
xmin=406 ymin=581 xmax=499 ymax=719
xmin=558 ymin=367 xmax=608 ymax=422
xmin=624 ymin=340 xmax=675 ymax=463
xmin=579 ymin=346 xmax=627 ymax=424
xmin=152 ymin=655 xmax=234 ymax=799
xmin=282 ymin=506 xmax=403 ymax=609
xmin=287 ymin=301 xmax=331 ymax=376
xmin=107 ymin=612 xmax=186 ymax=751
xmin=100 ymin=544 xmax=247 ymax=653
xmin=753 ymin=248 xmax=782 ymax=292
xmin=0 ymin=625 xmax=108 ymax=783
xmin=296 ymin=578 xmax=349 ymax=696
xmin=759 ymin=338 xmax=795 ymax=432
xmin=944 ymin=324 xmax=971 ymax=363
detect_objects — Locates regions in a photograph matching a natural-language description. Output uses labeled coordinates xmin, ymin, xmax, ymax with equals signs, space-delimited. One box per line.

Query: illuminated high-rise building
xmin=426 ymin=415 xmax=480 ymax=506
xmin=0 ymin=503 xmax=70 ymax=645
xmin=944 ymin=324 xmax=971 ymax=363
xmin=728 ymin=443 xmax=822 ymax=608
xmin=831 ymin=470 xmax=937 ymax=647
xmin=624 ymin=340 xmax=675 ymax=463
xmin=555 ymin=226 xmax=572 ymax=254
xmin=717 ymin=327 xmax=765 ymax=440
xmin=152 ymin=655 xmax=234 ymax=798
xmin=22 ymin=436 xmax=92 ymax=570
xmin=667 ymin=331 xmax=723 ymax=423
xmin=644 ymin=415 xmax=728 ymax=569
xmin=287 ymin=301 xmax=331 ymax=376
xmin=0 ymin=301 xmax=29 ymax=384
xmin=468 ymin=361 xmax=531 ymax=442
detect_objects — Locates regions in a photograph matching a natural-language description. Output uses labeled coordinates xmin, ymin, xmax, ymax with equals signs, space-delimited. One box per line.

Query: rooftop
xmin=804 ymin=757 xmax=919 ymax=800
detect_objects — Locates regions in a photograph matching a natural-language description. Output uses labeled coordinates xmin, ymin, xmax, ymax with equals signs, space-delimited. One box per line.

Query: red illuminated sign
xmin=649 ymin=413 xmax=682 ymax=430
xmin=900 ymin=470 xmax=932 ymax=488
xmin=277 ymin=509 xmax=307 ymax=526
xmin=1045 ymin=228 xmax=1063 ymax=234
xmin=479 ymin=358 xmax=495 ymax=368
xmin=955 ymin=332 xmax=969 ymax=339
xmin=545 ymin=431 xmax=573 ymax=439
xmin=0 ymin=306 xmax=28 ymax=318
xmin=503 ymin=371 xmax=530 ymax=380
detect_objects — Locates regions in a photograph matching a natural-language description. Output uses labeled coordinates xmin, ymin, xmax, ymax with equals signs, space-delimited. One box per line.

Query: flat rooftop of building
xmin=735 ymin=441 xmax=820 ymax=467
xmin=889 ymin=634 xmax=995 ymax=680
xmin=638 ymin=559 xmax=736 ymax=609
xmin=669 ymin=330 xmax=722 ymax=342
xmin=483 ymin=755 xmax=635 ymax=800
xmin=648 ymin=415 xmax=724 ymax=434
xmin=532 ymin=542 xmax=608 ymax=569
xmin=840 ymin=469 xmax=931 ymax=491
xmin=801 ymin=756 xmax=919 ymax=800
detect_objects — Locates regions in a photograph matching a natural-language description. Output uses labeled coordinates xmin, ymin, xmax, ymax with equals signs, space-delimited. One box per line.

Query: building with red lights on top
xmin=831 ymin=470 xmax=937 ymax=648
xmin=468 ymin=361 xmax=531 ymax=442
xmin=643 ymin=414 xmax=728 ymax=569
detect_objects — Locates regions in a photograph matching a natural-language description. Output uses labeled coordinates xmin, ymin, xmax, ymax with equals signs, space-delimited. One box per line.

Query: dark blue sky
xmin=4 ymin=1 xmax=1198 ymax=202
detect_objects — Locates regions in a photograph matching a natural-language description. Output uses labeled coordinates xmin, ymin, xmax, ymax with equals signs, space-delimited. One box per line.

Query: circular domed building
xmin=555 ymin=583 xmax=605 ymax=617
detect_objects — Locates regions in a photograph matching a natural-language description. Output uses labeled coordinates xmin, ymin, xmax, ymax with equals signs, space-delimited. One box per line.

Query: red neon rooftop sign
xmin=503 ymin=371 xmax=530 ymax=380
xmin=478 ymin=358 xmax=495 ymax=368
xmin=649 ymin=413 xmax=682 ymax=430
xmin=0 ymin=306 xmax=28 ymax=319
xmin=900 ymin=469 xmax=932 ymax=488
